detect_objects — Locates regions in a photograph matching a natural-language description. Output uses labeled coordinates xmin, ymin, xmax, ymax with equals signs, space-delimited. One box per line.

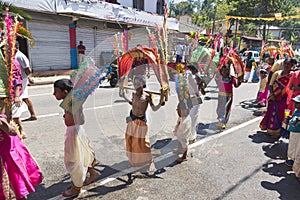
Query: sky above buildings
xmin=172 ymin=0 xmax=188 ymax=3
xmin=170 ymin=0 xmax=202 ymax=5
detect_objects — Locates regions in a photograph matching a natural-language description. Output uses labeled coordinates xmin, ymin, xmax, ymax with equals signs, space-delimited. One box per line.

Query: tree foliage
xmin=171 ymin=0 xmax=300 ymax=42
xmin=169 ymin=0 xmax=195 ymax=17
xmin=0 ymin=2 xmax=32 ymax=20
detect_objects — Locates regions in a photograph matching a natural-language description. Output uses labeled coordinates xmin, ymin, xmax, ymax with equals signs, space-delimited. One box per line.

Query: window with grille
xmin=133 ymin=0 xmax=144 ymax=10
xmin=156 ymin=0 xmax=165 ymax=14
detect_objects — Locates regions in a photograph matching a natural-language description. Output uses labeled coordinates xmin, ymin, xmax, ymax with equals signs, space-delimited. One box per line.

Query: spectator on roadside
xmin=175 ymin=43 xmax=183 ymax=63
xmin=268 ymin=58 xmax=285 ymax=83
xmin=256 ymin=68 xmax=268 ymax=107
xmin=244 ymin=52 xmax=255 ymax=82
xmin=260 ymin=58 xmax=293 ymax=139
xmin=286 ymin=59 xmax=300 ymax=115
xmin=265 ymin=56 xmax=275 ymax=73
xmin=284 ymin=95 xmax=300 ymax=176
xmin=77 ymin=41 xmax=86 ymax=65
xmin=183 ymin=43 xmax=191 ymax=63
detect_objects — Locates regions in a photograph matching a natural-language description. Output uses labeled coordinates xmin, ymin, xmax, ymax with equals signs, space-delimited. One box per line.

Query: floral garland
xmin=175 ymin=63 xmax=192 ymax=109
xmin=2 ymin=8 xmax=19 ymax=103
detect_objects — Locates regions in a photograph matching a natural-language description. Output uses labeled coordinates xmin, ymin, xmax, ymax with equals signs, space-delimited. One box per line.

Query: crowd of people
xmin=244 ymin=52 xmax=300 ymax=181
xmin=2 ymin=34 xmax=300 ymax=199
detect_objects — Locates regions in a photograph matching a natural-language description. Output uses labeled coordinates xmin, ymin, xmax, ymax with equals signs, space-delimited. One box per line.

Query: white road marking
xmin=30 ymin=93 xmax=53 ymax=97
xmin=27 ymin=113 xmax=60 ymax=119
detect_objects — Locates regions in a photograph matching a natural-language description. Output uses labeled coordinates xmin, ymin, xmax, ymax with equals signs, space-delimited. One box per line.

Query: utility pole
xmin=261 ymin=0 xmax=268 ymax=42
xmin=212 ymin=3 xmax=217 ymax=34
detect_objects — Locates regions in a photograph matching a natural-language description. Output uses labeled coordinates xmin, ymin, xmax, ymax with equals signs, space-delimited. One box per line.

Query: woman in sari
xmin=260 ymin=58 xmax=293 ymax=138
xmin=285 ymin=58 xmax=300 ymax=115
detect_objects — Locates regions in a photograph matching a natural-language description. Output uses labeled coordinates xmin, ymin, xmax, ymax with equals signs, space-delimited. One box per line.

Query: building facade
xmin=5 ymin=0 xmax=168 ymax=71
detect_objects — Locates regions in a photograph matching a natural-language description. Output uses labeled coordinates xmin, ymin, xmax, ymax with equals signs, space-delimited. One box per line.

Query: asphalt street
xmin=19 ymin=76 xmax=300 ymax=200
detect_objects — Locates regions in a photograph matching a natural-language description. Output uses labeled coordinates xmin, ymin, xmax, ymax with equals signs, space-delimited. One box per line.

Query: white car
xmin=241 ymin=50 xmax=260 ymax=63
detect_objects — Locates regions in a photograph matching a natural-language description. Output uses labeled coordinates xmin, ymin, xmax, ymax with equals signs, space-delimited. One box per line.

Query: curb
xmin=31 ymin=75 xmax=71 ymax=86
xmin=32 ymin=69 xmax=74 ymax=77
xmin=31 ymin=69 xmax=74 ymax=86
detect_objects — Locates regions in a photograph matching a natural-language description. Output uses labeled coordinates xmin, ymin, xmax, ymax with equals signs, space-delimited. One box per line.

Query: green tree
xmin=0 ymin=3 xmax=34 ymax=44
xmin=169 ymin=1 xmax=195 ymax=17
xmin=0 ymin=2 xmax=31 ymax=20
xmin=226 ymin=0 xmax=300 ymax=39
xmin=172 ymin=0 xmax=300 ymax=43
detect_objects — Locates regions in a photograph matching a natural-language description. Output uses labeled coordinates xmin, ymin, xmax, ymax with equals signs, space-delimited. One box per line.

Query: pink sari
xmin=259 ymin=73 xmax=291 ymax=136
xmin=257 ymin=76 xmax=268 ymax=106
xmin=287 ymin=71 xmax=300 ymax=115
xmin=0 ymin=131 xmax=42 ymax=199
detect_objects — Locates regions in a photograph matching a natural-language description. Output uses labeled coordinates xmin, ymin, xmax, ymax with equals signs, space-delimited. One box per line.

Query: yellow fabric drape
xmin=226 ymin=15 xmax=300 ymax=21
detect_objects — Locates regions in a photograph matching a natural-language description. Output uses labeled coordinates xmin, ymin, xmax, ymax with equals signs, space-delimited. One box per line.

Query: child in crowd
xmin=0 ymin=114 xmax=42 ymax=199
xmin=257 ymin=69 xmax=269 ymax=107
xmin=173 ymin=103 xmax=191 ymax=163
xmin=53 ymin=79 xmax=100 ymax=197
xmin=216 ymin=62 xmax=241 ymax=129
xmin=285 ymin=95 xmax=300 ymax=176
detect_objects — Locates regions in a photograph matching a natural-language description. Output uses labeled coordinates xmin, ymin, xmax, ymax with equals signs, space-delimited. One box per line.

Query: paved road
xmin=20 ymin=77 xmax=300 ymax=199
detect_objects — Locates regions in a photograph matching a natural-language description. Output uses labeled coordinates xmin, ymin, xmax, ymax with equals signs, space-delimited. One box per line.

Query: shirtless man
xmin=121 ymin=75 xmax=163 ymax=171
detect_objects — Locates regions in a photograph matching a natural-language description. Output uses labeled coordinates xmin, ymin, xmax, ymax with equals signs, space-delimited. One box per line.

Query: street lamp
xmin=211 ymin=3 xmax=217 ymax=34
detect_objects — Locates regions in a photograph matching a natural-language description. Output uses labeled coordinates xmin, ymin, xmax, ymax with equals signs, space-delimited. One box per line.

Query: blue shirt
xmin=288 ymin=109 xmax=300 ymax=133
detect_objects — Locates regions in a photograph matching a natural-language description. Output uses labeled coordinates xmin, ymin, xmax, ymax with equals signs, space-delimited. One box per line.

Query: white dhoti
xmin=11 ymin=102 xmax=27 ymax=118
xmin=288 ymin=132 xmax=300 ymax=178
xmin=189 ymin=104 xmax=200 ymax=141
xmin=21 ymin=77 xmax=29 ymax=99
xmin=64 ymin=125 xmax=95 ymax=187
xmin=78 ymin=54 xmax=85 ymax=65
xmin=174 ymin=116 xmax=191 ymax=151
xmin=244 ymin=71 xmax=251 ymax=82
xmin=287 ymin=132 xmax=300 ymax=161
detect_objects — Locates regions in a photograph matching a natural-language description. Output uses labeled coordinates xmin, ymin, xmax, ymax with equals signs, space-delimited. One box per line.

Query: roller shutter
xmin=28 ymin=20 xmax=70 ymax=71
xmin=95 ymin=28 xmax=118 ymax=66
xmin=128 ymin=28 xmax=150 ymax=48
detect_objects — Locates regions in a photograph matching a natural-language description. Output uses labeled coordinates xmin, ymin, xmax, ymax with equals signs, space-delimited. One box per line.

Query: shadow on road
xmin=262 ymin=141 xmax=288 ymax=160
xmin=240 ymin=99 xmax=267 ymax=116
xmin=261 ymin=160 xmax=300 ymax=200
xmin=249 ymin=131 xmax=282 ymax=144
xmin=250 ymin=132 xmax=300 ymax=200
xmin=261 ymin=176 xmax=300 ymax=200
xmin=28 ymin=174 xmax=74 ymax=200
xmin=196 ymin=122 xmax=222 ymax=136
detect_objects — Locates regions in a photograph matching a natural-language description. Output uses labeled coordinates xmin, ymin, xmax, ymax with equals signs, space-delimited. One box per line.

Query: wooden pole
xmin=123 ymin=86 xmax=161 ymax=95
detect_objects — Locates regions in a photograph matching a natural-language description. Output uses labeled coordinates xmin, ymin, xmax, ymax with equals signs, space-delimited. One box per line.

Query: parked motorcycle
xmin=98 ymin=63 xmax=119 ymax=88
xmin=107 ymin=64 xmax=118 ymax=87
